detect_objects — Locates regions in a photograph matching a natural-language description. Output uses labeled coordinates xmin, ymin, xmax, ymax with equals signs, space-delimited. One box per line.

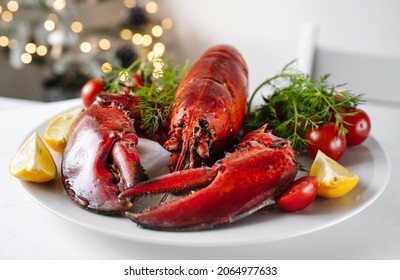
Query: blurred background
xmin=1 ymin=0 xmax=399 ymax=102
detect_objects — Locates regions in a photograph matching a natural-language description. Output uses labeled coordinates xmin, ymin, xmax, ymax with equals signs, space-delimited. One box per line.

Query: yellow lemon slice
xmin=43 ymin=107 xmax=83 ymax=153
xmin=9 ymin=132 xmax=57 ymax=183
xmin=309 ymin=150 xmax=359 ymax=198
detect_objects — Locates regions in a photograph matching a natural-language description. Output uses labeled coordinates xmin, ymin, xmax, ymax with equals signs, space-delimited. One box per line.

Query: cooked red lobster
xmin=119 ymin=125 xmax=298 ymax=231
xmin=61 ymin=45 xmax=299 ymax=231
xmin=61 ymin=44 xmax=248 ymax=215
xmin=163 ymin=45 xmax=248 ymax=171
xmin=61 ymin=93 xmax=146 ymax=214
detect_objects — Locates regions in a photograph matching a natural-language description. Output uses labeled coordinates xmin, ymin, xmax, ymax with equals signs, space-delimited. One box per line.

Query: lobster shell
xmin=164 ymin=45 xmax=248 ymax=171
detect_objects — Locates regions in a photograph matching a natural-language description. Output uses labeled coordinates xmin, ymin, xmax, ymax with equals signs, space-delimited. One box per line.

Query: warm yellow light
xmin=7 ymin=1 xmax=19 ymax=12
xmin=53 ymin=0 xmax=67 ymax=11
xmin=146 ymin=1 xmax=158 ymax=14
xmin=44 ymin=20 xmax=55 ymax=31
xmin=36 ymin=45 xmax=48 ymax=56
xmin=142 ymin=34 xmax=152 ymax=46
xmin=101 ymin=62 xmax=112 ymax=73
xmin=151 ymin=25 xmax=163 ymax=37
xmin=151 ymin=57 xmax=164 ymax=79
xmin=1 ymin=10 xmax=13 ymax=22
xmin=71 ymin=21 xmax=83 ymax=33
xmin=48 ymin=13 xmax=59 ymax=23
xmin=153 ymin=59 xmax=163 ymax=70
xmin=25 ymin=43 xmax=37 ymax=54
xmin=123 ymin=0 xmax=136 ymax=8
xmin=0 ymin=5 xmax=3 ymax=14
xmin=98 ymin=38 xmax=111 ymax=50
xmin=21 ymin=53 xmax=32 ymax=64
xmin=147 ymin=51 xmax=154 ymax=61
xmin=131 ymin=33 xmax=143 ymax=45
xmin=120 ymin=29 xmax=133 ymax=40
xmin=153 ymin=42 xmax=165 ymax=57
xmin=8 ymin=39 xmax=17 ymax=49
xmin=119 ymin=71 xmax=129 ymax=82
xmin=0 ymin=36 xmax=9 ymax=47
xmin=161 ymin=18 xmax=173 ymax=30
xmin=80 ymin=42 xmax=92 ymax=53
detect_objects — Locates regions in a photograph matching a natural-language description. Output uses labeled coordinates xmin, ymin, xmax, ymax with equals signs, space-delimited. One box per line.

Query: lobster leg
xmin=119 ymin=166 xmax=218 ymax=199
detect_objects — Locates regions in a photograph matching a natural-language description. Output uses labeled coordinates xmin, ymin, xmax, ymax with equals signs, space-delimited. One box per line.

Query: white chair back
xmin=311 ymin=48 xmax=400 ymax=104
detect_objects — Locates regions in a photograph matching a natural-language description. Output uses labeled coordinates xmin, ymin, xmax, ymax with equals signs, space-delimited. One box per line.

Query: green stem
xmin=247 ymin=73 xmax=290 ymax=115
xmin=292 ymin=99 xmax=299 ymax=138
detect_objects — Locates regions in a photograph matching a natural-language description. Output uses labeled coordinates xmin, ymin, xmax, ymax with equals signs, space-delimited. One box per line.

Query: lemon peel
xmin=309 ymin=150 xmax=359 ymax=198
xmin=9 ymin=132 xmax=57 ymax=183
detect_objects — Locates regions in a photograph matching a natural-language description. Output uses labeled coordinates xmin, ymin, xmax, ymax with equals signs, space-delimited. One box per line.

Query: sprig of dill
xmin=246 ymin=61 xmax=364 ymax=152
xmin=102 ymin=57 xmax=188 ymax=136
xmin=134 ymin=58 xmax=188 ymax=136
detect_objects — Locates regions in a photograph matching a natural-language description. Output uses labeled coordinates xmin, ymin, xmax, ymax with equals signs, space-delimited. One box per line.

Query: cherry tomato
xmin=275 ymin=176 xmax=318 ymax=212
xmin=342 ymin=108 xmax=371 ymax=146
xmin=305 ymin=122 xmax=347 ymax=160
xmin=133 ymin=72 xmax=144 ymax=87
xmin=80 ymin=79 xmax=105 ymax=107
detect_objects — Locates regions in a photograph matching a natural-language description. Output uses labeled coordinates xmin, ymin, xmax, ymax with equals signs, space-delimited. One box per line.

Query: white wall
xmin=2 ymin=0 xmax=400 ymax=100
xmin=161 ymin=0 xmax=400 ymax=91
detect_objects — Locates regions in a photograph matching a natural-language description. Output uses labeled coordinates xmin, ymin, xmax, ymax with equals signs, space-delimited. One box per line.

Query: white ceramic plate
xmin=20 ymin=116 xmax=390 ymax=247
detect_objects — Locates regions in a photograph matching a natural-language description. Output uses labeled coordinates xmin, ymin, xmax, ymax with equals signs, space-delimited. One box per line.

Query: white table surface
xmin=1 ymin=96 xmax=399 ymax=260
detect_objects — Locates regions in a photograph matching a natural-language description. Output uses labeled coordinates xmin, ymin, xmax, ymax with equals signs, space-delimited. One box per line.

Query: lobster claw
xmin=119 ymin=125 xmax=298 ymax=231
xmin=62 ymin=94 xmax=147 ymax=215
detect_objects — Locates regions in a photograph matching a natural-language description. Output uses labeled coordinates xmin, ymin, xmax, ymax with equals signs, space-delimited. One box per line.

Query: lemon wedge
xmin=9 ymin=132 xmax=57 ymax=183
xmin=309 ymin=150 xmax=359 ymax=198
xmin=43 ymin=107 xmax=83 ymax=153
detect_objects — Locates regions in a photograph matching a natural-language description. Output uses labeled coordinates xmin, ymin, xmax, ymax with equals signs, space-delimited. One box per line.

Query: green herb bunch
xmin=246 ymin=61 xmax=364 ymax=152
xmin=104 ymin=57 xmax=188 ymax=136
